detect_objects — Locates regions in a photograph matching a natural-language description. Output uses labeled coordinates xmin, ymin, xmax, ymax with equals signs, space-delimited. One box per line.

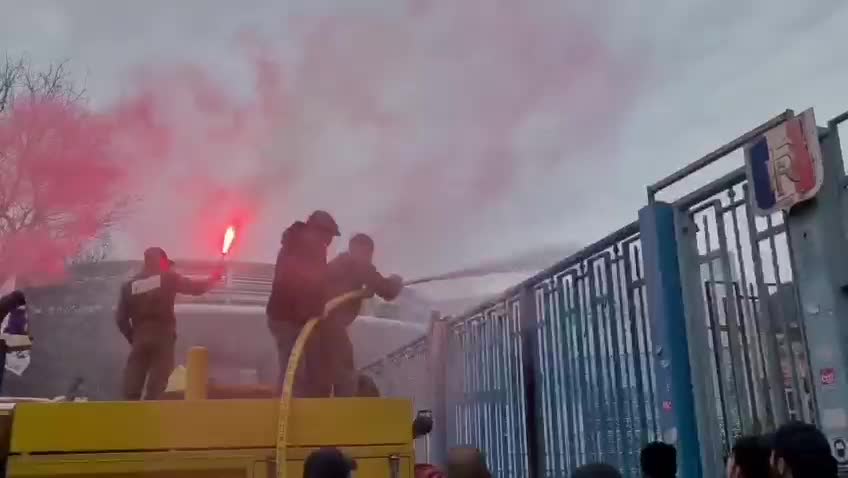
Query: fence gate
xmin=363 ymin=108 xmax=848 ymax=478
xmin=647 ymin=109 xmax=848 ymax=478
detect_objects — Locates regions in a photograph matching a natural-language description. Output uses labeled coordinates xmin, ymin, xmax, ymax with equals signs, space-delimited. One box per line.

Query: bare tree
xmin=0 ymin=54 xmax=126 ymax=284
xmin=69 ymin=230 xmax=113 ymax=266
xmin=0 ymin=56 xmax=84 ymax=113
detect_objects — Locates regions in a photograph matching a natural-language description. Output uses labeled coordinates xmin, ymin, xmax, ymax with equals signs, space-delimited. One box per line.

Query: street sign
xmin=745 ymin=108 xmax=823 ymax=216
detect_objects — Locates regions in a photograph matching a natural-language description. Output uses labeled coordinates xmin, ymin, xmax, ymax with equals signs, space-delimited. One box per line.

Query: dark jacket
xmin=115 ymin=269 xmax=213 ymax=343
xmin=0 ymin=291 xmax=27 ymax=335
xmin=325 ymin=252 xmax=401 ymax=327
xmin=266 ymin=221 xmax=329 ymax=324
xmin=0 ymin=291 xmax=26 ymax=318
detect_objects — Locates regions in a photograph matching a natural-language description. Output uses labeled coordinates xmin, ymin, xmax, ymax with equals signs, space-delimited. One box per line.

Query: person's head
xmin=447 ymin=447 xmax=491 ymax=478
xmin=6 ymin=290 xmax=26 ymax=308
xmin=303 ymin=448 xmax=357 ymax=478
xmin=572 ymin=463 xmax=622 ymax=478
xmin=349 ymin=233 xmax=375 ymax=264
xmin=306 ymin=210 xmax=341 ymax=248
xmin=770 ymin=421 xmax=837 ymax=478
xmin=726 ymin=435 xmax=770 ymax=478
xmin=143 ymin=247 xmax=173 ymax=273
xmin=640 ymin=442 xmax=677 ymax=478
xmin=356 ymin=373 xmax=380 ymax=397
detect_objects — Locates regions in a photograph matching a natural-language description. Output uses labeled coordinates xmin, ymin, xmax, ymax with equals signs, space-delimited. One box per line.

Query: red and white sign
xmin=821 ymin=368 xmax=836 ymax=386
xmin=745 ymin=108 xmax=823 ymax=216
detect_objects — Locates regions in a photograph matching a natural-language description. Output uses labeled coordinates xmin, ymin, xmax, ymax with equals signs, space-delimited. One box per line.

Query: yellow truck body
xmin=2 ymin=397 xmax=414 ymax=478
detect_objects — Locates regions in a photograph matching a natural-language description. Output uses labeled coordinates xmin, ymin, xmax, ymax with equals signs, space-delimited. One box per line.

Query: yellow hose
xmin=275 ymin=289 xmax=371 ymax=478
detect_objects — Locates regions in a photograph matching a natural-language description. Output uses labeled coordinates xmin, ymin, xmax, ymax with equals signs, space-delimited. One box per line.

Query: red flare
xmin=221 ymin=225 xmax=237 ymax=255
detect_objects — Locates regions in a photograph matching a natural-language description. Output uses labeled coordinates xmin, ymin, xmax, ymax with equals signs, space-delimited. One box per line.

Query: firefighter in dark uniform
xmin=315 ymin=233 xmax=403 ymax=397
xmin=266 ymin=210 xmax=340 ymax=397
xmin=115 ymin=247 xmax=222 ymax=400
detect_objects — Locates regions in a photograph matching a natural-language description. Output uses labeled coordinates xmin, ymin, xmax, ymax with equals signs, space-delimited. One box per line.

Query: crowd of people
xmin=614 ymin=420 xmax=837 ymax=478
xmin=297 ymin=419 xmax=839 ymax=478
xmin=638 ymin=422 xmax=838 ymax=478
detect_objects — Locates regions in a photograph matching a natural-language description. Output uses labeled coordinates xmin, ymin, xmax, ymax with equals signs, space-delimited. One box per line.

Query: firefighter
xmin=314 ymin=233 xmax=403 ymax=397
xmin=266 ymin=210 xmax=340 ymax=397
xmin=115 ymin=247 xmax=222 ymax=400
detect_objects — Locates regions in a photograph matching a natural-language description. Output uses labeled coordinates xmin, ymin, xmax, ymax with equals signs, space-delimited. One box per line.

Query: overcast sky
xmin=1 ymin=0 xmax=847 ymax=298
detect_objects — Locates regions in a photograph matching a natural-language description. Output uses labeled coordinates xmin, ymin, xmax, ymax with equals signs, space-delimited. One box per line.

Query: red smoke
xmin=0 ymin=97 xmax=126 ymax=284
xmin=0 ymin=0 xmax=645 ymax=281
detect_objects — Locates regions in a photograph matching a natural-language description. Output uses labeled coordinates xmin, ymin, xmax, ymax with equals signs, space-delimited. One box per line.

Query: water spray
xmin=403 ymin=264 xmax=533 ymax=286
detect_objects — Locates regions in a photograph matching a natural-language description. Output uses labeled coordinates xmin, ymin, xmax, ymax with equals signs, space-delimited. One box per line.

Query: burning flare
xmin=221 ymin=226 xmax=237 ymax=256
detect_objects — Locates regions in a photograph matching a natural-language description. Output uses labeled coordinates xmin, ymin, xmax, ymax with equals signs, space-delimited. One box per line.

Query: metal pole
xmin=639 ymin=202 xmax=704 ymax=478
xmin=648 ymin=111 xmax=794 ymax=201
xmin=519 ymin=286 xmax=544 ymax=478
xmin=785 ymin=125 xmax=848 ymax=461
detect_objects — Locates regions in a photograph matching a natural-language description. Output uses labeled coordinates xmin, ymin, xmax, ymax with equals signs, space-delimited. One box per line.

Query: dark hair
xmin=7 ymin=290 xmax=26 ymax=307
xmin=571 ymin=463 xmax=622 ymax=478
xmin=640 ymin=442 xmax=677 ymax=478
xmin=729 ymin=435 xmax=771 ymax=478
xmin=349 ymin=233 xmax=375 ymax=251
xmin=772 ymin=421 xmax=837 ymax=478
xmin=303 ymin=447 xmax=356 ymax=478
xmin=447 ymin=447 xmax=491 ymax=478
xmin=357 ymin=373 xmax=380 ymax=397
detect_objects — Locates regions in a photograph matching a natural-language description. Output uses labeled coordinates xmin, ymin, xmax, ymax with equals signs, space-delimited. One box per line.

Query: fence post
xmin=428 ymin=312 xmax=450 ymax=468
xmin=785 ymin=124 xmax=848 ymax=461
xmin=519 ymin=286 xmax=544 ymax=478
xmin=639 ymin=202 xmax=703 ymax=478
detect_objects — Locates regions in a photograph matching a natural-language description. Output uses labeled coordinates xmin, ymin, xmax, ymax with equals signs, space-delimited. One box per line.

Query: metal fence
xmin=363 ymin=108 xmax=848 ymax=478
xmin=365 ymin=223 xmax=662 ymax=478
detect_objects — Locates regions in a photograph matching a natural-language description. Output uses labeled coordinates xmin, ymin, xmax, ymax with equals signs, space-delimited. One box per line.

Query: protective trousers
xmin=122 ymin=333 xmax=176 ymax=400
xmin=311 ymin=321 xmax=357 ymax=398
xmin=268 ymin=319 xmax=323 ymax=398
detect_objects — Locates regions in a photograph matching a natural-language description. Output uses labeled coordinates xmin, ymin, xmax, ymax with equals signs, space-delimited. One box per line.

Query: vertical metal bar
xmin=520 ymin=287 xmax=544 ymax=478
xmin=430 ymin=317 xmax=449 ymax=468
xmin=587 ymin=260 xmax=607 ymax=463
xmin=634 ymin=247 xmax=660 ymax=439
xmin=510 ymin=306 xmax=521 ymax=478
xmin=558 ymin=274 xmax=579 ymax=472
xmin=512 ymin=299 xmax=529 ymax=478
xmin=603 ymin=251 xmax=628 ymax=473
xmin=545 ymin=283 xmax=566 ymax=477
xmin=574 ymin=269 xmax=595 ymax=463
xmin=764 ymin=215 xmax=804 ymax=418
xmin=715 ymin=200 xmax=754 ymax=434
xmin=624 ymin=241 xmax=649 ymax=447
xmin=704 ymin=281 xmax=731 ymax=446
xmin=728 ymin=193 xmax=767 ymax=431
xmin=700 ymin=211 xmax=734 ymax=449
xmin=677 ymin=207 xmax=721 ymax=478
xmin=567 ymin=272 xmax=586 ymax=467
xmin=732 ymin=282 xmax=761 ymax=433
xmin=785 ymin=125 xmax=848 ymax=454
xmin=639 ymin=201 xmax=704 ymax=478
xmin=592 ymin=258 xmax=614 ymax=466
xmin=482 ymin=313 xmax=494 ymax=471
xmin=744 ymin=191 xmax=789 ymax=427
xmin=613 ymin=245 xmax=636 ymax=475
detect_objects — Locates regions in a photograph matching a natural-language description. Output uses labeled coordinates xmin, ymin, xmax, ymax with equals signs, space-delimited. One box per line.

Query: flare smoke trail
xmin=2 ymin=0 xmax=648 ymax=281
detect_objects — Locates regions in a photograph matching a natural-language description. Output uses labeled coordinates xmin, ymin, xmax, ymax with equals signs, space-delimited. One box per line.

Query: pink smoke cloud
xmin=1 ymin=0 xmax=647 ymax=280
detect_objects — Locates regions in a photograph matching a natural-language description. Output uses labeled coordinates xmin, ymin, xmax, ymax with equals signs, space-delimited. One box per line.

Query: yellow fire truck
xmin=0 ymin=291 xmax=416 ymax=478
